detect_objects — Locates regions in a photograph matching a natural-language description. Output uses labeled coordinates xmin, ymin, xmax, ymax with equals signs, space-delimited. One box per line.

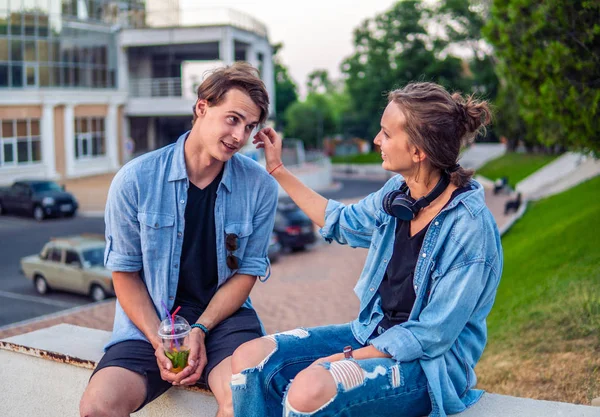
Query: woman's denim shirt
xmin=103 ymin=133 xmax=278 ymax=349
xmin=320 ymin=176 xmax=503 ymax=417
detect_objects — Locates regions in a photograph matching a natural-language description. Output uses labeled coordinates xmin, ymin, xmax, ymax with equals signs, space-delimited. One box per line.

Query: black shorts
xmin=90 ymin=307 xmax=262 ymax=411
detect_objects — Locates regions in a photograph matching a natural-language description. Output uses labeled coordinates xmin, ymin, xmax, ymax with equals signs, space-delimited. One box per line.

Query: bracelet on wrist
xmin=191 ymin=323 xmax=209 ymax=335
xmin=269 ymin=162 xmax=284 ymax=175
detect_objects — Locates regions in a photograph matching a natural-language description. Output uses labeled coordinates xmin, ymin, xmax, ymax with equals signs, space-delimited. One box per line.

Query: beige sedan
xmin=20 ymin=235 xmax=114 ymax=302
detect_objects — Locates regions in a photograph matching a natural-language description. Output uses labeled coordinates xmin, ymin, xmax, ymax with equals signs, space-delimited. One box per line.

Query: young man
xmin=80 ymin=63 xmax=278 ymax=417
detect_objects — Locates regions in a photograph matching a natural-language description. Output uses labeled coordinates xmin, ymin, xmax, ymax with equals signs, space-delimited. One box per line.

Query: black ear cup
xmin=383 ymin=192 xmax=418 ymax=221
xmin=382 ymin=190 xmax=402 ymax=216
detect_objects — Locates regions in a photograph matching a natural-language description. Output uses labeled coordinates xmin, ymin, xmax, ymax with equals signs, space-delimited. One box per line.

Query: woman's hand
xmin=253 ymin=127 xmax=283 ymax=173
xmin=310 ymin=353 xmax=345 ymax=367
xmin=310 ymin=346 xmax=391 ymax=367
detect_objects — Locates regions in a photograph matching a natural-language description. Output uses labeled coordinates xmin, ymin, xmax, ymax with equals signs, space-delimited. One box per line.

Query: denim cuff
xmin=369 ymin=325 xmax=424 ymax=362
xmin=105 ymin=248 xmax=142 ymax=272
xmin=237 ymin=256 xmax=269 ymax=280
xmin=318 ymin=199 xmax=343 ymax=242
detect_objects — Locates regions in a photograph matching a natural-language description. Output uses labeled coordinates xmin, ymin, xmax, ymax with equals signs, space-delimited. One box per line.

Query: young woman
xmin=230 ymin=82 xmax=502 ymax=417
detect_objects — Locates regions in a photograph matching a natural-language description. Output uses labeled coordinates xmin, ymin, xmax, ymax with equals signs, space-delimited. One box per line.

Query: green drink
xmin=158 ymin=315 xmax=191 ymax=373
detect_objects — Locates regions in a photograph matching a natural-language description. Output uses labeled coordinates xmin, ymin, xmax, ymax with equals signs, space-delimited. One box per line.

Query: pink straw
xmin=161 ymin=301 xmax=178 ymax=350
xmin=171 ymin=306 xmax=182 ymax=349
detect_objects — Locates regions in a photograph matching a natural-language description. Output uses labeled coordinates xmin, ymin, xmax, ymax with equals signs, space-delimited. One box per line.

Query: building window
xmin=74 ymin=117 xmax=105 ymax=159
xmin=0 ymin=119 xmax=42 ymax=166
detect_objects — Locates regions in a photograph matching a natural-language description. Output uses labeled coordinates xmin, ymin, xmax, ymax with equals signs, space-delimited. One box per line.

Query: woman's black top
xmin=378 ymin=185 xmax=471 ymax=329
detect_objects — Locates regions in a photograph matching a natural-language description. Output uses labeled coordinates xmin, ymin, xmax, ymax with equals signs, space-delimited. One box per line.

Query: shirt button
xmin=174 ymin=264 xmax=179 ymax=268
xmin=434 ymin=221 xmax=439 ymax=226
xmin=180 ymin=199 xmax=185 ymax=204
xmin=154 ymin=223 xmax=159 ymax=227
xmin=414 ymin=285 xmax=418 ymax=290
xmin=370 ymin=287 xmax=375 ymax=292
xmin=169 ymin=296 xmax=174 ymax=300
xmin=383 ymin=259 xmax=387 ymax=263
xmin=177 ymin=232 xmax=182 ymax=237
xmin=422 ymin=253 xmax=427 ymax=258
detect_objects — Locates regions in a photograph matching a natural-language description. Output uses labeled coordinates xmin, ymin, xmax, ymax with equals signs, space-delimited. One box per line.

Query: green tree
xmin=272 ymin=43 xmax=298 ymax=129
xmin=484 ymin=0 xmax=600 ymax=153
xmin=283 ymin=93 xmax=337 ymax=149
xmin=306 ymin=69 xmax=333 ymax=95
xmin=342 ymin=0 xmax=498 ymax=140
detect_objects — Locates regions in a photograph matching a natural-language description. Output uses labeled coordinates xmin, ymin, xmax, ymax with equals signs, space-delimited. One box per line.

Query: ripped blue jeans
xmin=231 ymin=323 xmax=432 ymax=417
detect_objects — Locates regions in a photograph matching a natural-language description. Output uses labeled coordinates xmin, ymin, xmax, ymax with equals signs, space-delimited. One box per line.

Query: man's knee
xmin=80 ymin=368 xmax=145 ymax=417
xmin=231 ymin=337 xmax=277 ymax=374
xmin=285 ymin=367 xmax=337 ymax=413
xmin=80 ymin=390 xmax=124 ymax=417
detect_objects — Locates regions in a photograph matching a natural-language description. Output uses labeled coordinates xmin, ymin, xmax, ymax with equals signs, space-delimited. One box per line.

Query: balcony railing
xmin=129 ymin=78 xmax=183 ymax=98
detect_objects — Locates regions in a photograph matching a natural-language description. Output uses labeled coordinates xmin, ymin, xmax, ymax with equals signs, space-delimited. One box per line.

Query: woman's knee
xmin=285 ymin=366 xmax=337 ymax=413
xmin=231 ymin=336 xmax=277 ymax=375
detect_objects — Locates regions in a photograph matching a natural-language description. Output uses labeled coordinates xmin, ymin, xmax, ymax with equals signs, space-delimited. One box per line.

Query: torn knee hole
xmin=328 ymin=360 xmax=364 ymax=391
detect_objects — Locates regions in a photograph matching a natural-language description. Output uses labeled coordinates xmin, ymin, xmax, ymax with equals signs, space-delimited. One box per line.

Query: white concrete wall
xmin=516 ymin=153 xmax=600 ymax=200
xmin=284 ymin=159 xmax=333 ymax=196
xmin=0 ymin=325 xmax=217 ymax=417
xmin=2 ymin=324 xmax=599 ymax=417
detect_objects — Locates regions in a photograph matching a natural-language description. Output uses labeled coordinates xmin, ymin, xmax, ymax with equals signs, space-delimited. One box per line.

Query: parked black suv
xmin=0 ymin=180 xmax=79 ymax=221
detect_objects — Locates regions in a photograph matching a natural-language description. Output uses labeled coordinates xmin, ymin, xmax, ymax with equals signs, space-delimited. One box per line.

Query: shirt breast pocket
xmin=371 ymin=217 xmax=390 ymax=250
xmin=224 ymin=222 xmax=254 ymax=268
xmin=138 ymin=212 xmax=175 ymax=259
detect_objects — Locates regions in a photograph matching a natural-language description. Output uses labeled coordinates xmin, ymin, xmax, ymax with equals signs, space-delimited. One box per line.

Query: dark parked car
xmin=267 ymin=231 xmax=282 ymax=263
xmin=274 ymin=201 xmax=316 ymax=251
xmin=0 ymin=180 xmax=78 ymax=221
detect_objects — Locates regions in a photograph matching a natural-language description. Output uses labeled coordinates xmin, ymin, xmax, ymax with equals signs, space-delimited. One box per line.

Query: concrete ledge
xmin=1 ymin=324 xmax=598 ymax=417
xmin=0 ymin=324 xmax=217 ymax=417
xmin=458 ymin=394 xmax=600 ymax=417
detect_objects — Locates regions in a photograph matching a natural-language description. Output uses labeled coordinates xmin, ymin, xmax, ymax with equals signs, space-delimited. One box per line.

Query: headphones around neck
xmin=382 ymin=173 xmax=450 ymax=221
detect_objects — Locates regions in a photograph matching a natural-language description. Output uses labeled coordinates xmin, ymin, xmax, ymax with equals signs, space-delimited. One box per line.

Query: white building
xmin=0 ymin=1 xmax=275 ymax=185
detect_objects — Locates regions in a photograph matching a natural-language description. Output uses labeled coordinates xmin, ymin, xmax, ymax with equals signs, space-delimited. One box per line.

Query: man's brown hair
xmin=192 ymin=62 xmax=269 ymax=125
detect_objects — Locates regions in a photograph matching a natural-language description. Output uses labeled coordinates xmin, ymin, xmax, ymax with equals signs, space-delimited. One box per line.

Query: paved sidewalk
xmin=0 ymin=189 xmax=512 ymax=339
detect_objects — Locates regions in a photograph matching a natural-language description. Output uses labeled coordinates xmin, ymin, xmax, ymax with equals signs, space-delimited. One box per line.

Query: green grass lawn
xmin=486 ymin=175 xmax=600 ymax=354
xmin=477 ymin=153 xmax=560 ymax=189
xmin=331 ymin=152 xmax=382 ymax=164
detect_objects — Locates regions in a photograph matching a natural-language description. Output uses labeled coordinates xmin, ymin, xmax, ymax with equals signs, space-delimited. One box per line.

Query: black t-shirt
xmin=174 ymin=170 xmax=223 ymax=310
xmin=378 ymin=185 xmax=471 ymax=328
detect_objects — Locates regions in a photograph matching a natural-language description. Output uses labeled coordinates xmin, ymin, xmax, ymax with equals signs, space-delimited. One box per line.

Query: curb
xmin=0 ymin=298 xmax=114 ymax=337
xmin=78 ymin=211 xmax=104 ymax=218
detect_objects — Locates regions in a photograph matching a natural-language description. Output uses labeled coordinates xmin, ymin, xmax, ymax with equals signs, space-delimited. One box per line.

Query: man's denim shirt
xmin=320 ymin=177 xmax=503 ymax=417
xmin=104 ymin=132 xmax=278 ymax=349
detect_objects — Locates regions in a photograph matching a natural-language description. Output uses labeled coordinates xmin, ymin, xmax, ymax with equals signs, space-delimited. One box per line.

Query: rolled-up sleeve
xmin=319 ymin=182 xmax=395 ymax=248
xmin=370 ymin=261 xmax=496 ymax=362
xmin=236 ymin=178 xmax=279 ymax=279
xmin=104 ymin=168 xmax=143 ymax=272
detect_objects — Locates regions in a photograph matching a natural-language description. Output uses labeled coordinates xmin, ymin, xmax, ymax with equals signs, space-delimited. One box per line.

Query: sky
xmin=191 ymin=0 xmax=398 ymax=97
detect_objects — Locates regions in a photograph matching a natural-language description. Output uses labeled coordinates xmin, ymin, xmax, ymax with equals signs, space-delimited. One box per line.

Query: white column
xmin=121 ymin=111 xmax=131 ymax=163
xmin=261 ymin=45 xmax=276 ymax=118
xmin=41 ymin=103 xmax=57 ymax=179
xmin=219 ymin=27 xmax=234 ymax=65
xmin=106 ymin=103 xmax=119 ymax=170
xmin=247 ymin=44 xmax=259 ymax=69
xmin=64 ymin=104 xmax=75 ymax=178
xmin=117 ymin=45 xmax=129 ymax=91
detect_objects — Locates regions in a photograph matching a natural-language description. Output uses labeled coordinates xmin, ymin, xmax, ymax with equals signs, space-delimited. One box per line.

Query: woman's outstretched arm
xmin=254 ymin=127 xmax=328 ymax=227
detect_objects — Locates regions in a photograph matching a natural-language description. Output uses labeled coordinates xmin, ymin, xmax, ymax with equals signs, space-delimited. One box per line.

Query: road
xmin=0 ymin=177 xmax=386 ymax=328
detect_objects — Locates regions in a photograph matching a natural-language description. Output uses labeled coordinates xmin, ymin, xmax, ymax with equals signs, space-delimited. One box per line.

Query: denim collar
xmin=445 ymin=180 xmax=486 ymax=218
xmin=167 ymin=130 xmax=233 ymax=192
